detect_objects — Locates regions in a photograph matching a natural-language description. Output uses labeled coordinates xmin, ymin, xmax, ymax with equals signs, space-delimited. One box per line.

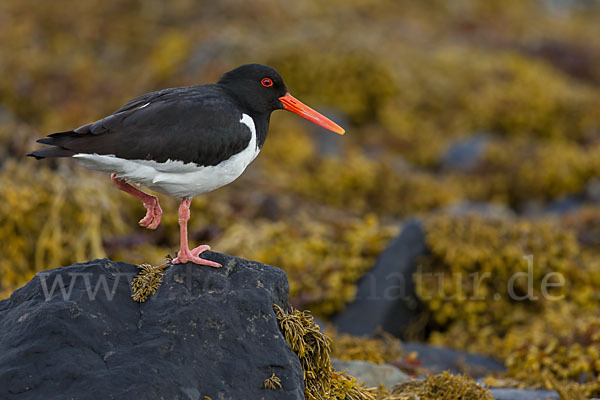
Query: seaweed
xmin=274 ymin=304 xmax=377 ymax=400
xmin=419 ymin=215 xmax=600 ymax=396
xmin=383 ymin=371 xmax=493 ymax=400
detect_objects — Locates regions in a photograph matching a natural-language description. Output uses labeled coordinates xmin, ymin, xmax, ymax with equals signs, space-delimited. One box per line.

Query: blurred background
xmin=1 ymin=0 xmax=600 ymax=395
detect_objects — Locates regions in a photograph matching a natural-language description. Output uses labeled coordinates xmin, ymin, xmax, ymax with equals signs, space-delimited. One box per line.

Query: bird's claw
xmin=138 ymin=198 xmax=162 ymax=230
xmin=191 ymin=244 xmax=211 ymax=257
xmin=172 ymin=245 xmax=221 ymax=268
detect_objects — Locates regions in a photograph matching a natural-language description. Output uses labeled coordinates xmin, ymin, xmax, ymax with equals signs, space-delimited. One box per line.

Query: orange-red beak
xmin=278 ymin=93 xmax=345 ymax=135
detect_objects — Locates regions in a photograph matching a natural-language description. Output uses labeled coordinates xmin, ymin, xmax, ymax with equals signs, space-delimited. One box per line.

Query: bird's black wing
xmin=30 ymin=85 xmax=252 ymax=167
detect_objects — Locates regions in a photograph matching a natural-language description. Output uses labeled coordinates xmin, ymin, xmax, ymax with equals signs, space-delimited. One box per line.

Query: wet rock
xmin=331 ymin=359 xmax=410 ymax=388
xmin=441 ymin=135 xmax=490 ymax=172
xmin=444 ymin=201 xmax=515 ymax=219
xmin=402 ymin=342 xmax=505 ymax=378
xmin=521 ymin=38 xmax=598 ymax=84
xmin=585 ymin=178 xmax=600 ymax=203
xmin=522 ymin=195 xmax=584 ymax=216
xmin=331 ymin=219 xmax=427 ymax=338
xmin=0 ymin=255 xmax=304 ymax=400
xmin=489 ymin=387 xmax=559 ymax=400
xmin=307 ymin=107 xmax=347 ymax=156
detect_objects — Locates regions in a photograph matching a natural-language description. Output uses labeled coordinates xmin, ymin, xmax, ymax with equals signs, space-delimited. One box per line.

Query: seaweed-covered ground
xmin=1 ymin=0 xmax=599 ymax=397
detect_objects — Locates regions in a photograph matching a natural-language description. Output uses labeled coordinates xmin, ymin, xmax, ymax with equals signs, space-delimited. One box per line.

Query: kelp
xmin=381 ymin=372 xmax=493 ymax=400
xmin=419 ymin=215 xmax=600 ymax=396
xmin=274 ymin=304 xmax=377 ymax=400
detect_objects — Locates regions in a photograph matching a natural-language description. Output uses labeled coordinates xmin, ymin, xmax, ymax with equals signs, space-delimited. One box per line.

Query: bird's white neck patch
xmin=240 ymin=113 xmax=258 ymax=150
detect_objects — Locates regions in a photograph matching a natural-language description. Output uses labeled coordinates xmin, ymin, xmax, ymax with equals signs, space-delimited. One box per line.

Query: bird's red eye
xmin=261 ymin=78 xmax=273 ymax=87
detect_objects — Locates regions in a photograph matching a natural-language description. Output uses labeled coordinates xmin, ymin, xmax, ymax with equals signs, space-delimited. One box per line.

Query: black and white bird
xmin=28 ymin=64 xmax=345 ymax=267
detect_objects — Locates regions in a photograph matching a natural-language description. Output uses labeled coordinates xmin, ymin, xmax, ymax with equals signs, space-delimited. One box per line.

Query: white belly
xmin=72 ymin=114 xmax=260 ymax=198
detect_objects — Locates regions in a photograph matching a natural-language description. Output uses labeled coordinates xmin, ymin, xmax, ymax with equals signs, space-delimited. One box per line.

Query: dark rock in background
xmin=585 ymin=178 xmax=600 ymax=203
xmin=0 ymin=255 xmax=304 ymax=400
xmin=440 ymin=135 xmax=490 ymax=172
xmin=331 ymin=219 xmax=427 ymax=338
xmin=520 ymin=37 xmax=599 ymax=84
xmin=522 ymin=195 xmax=584 ymax=216
xmin=444 ymin=201 xmax=515 ymax=219
xmin=401 ymin=342 xmax=505 ymax=378
xmin=307 ymin=107 xmax=347 ymax=156
xmin=488 ymin=387 xmax=559 ymax=400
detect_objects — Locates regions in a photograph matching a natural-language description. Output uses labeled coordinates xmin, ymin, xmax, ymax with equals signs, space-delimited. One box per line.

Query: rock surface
xmin=441 ymin=135 xmax=490 ymax=172
xmin=402 ymin=342 xmax=506 ymax=378
xmin=488 ymin=387 xmax=559 ymax=400
xmin=586 ymin=178 xmax=600 ymax=203
xmin=331 ymin=359 xmax=410 ymax=388
xmin=332 ymin=219 xmax=427 ymax=337
xmin=0 ymin=254 xmax=304 ymax=400
xmin=444 ymin=201 xmax=515 ymax=219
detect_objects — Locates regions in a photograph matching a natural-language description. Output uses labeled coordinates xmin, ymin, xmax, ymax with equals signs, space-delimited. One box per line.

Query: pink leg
xmin=172 ymin=198 xmax=221 ymax=267
xmin=110 ymin=173 xmax=162 ymax=230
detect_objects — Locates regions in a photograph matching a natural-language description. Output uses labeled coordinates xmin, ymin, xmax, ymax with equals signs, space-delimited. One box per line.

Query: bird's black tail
xmin=27 ymin=131 xmax=78 ymax=159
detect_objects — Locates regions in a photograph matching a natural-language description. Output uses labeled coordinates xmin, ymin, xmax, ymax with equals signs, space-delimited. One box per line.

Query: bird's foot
xmin=139 ymin=197 xmax=162 ymax=230
xmin=172 ymin=245 xmax=221 ymax=268
xmin=191 ymin=244 xmax=211 ymax=257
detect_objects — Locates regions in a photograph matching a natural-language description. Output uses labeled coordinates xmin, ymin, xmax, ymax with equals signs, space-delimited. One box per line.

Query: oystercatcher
xmin=28 ymin=64 xmax=345 ymax=267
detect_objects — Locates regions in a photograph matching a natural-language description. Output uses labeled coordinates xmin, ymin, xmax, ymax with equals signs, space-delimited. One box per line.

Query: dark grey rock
xmin=0 ymin=255 xmax=304 ymax=400
xmin=542 ymin=0 xmax=598 ymax=14
xmin=331 ymin=219 xmax=427 ymax=337
xmin=441 ymin=135 xmax=490 ymax=172
xmin=0 ymin=104 xmax=9 ymax=124
xmin=489 ymin=387 xmax=559 ymax=400
xmin=543 ymin=196 xmax=584 ymax=214
xmin=522 ymin=195 xmax=584 ymax=216
xmin=331 ymin=359 xmax=409 ymax=388
xmin=391 ymin=155 xmax=411 ymax=174
xmin=585 ymin=178 xmax=600 ymax=203
xmin=307 ymin=108 xmax=347 ymax=156
xmin=444 ymin=201 xmax=515 ymax=219
xmin=402 ymin=342 xmax=505 ymax=378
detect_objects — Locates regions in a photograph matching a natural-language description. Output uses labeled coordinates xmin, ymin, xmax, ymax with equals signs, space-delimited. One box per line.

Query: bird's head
xmin=218 ymin=64 xmax=345 ymax=135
